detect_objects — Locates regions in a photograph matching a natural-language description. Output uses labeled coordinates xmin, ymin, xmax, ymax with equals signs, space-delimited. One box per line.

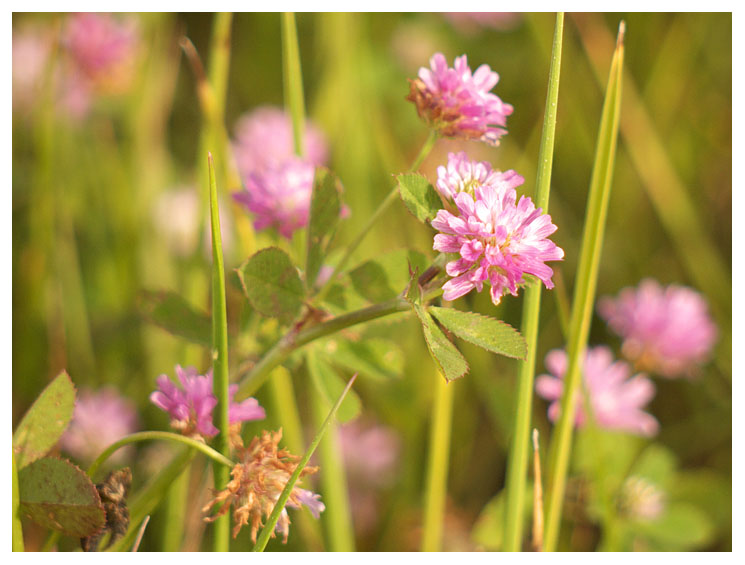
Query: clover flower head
xmin=232 ymin=106 xmax=328 ymax=176
xmin=432 ymin=166 xmax=563 ymax=305
xmin=407 ymin=52 xmax=513 ymax=145
xmin=150 ymin=365 xmax=265 ymax=439
xmin=63 ymin=12 xmax=140 ymax=93
xmin=233 ymin=157 xmax=315 ymax=239
xmin=598 ymin=279 xmax=718 ymax=378
xmin=60 ymin=387 xmax=139 ymax=463
xmin=436 ymin=151 xmax=524 ymax=202
xmin=203 ymin=429 xmax=324 ymax=542
xmin=536 ymin=346 xmax=659 ymax=437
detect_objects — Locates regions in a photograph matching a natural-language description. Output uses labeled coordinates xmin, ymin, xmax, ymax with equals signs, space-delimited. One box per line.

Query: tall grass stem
xmin=421 ymin=377 xmax=454 ymax=551
xmin=502 ymin=12 xmax=564 ymax=552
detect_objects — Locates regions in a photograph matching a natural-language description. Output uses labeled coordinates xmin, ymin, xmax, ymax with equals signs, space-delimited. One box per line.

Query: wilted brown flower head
xmin=203 ymin=429 xmax=325 ymax=543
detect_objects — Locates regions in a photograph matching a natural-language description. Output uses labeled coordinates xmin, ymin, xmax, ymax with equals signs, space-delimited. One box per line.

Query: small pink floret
xmin=151 ymin=365 xmax=265 ymax=438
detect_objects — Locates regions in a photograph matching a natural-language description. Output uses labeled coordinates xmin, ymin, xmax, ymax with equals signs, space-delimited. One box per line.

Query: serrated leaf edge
xmin=413 ymin=304 xmax=469 ymax=381
xmin=429 ymin=306 xmax=528 ymax=361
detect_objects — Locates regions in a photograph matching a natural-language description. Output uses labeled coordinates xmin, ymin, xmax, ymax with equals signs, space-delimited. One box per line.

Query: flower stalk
xmin=421 ymin=376 xmax=454 ymax=551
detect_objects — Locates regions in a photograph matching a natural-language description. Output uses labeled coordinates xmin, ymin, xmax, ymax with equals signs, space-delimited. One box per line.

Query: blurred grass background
xmin=12 ymin=12 xmax=731 ymax=551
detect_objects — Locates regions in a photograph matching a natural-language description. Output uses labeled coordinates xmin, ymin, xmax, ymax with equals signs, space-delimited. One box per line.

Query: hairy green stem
xmin=253 ymin=375 xmax=358 ymax=551
xmin=421 ymin=377 xmax=454 ymax=551
xmin=503 ymin=12 xmax=564 ymax=552
xmin=235 ymin=284 xmax=443 ymax=400
xmin=543 ymin=22 xmax=625 ymax=551
xmin=314 ymin=129 xmax=438 ymax=303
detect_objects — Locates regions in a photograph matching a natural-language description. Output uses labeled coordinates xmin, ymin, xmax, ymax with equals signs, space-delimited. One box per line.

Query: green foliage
xmin=306 ymin=349 xmax=361 ymax=423
xmin=349 ymin=248 xmax=428 ymax=303
xmin=396 ymin=173 xmax=443 ymax=224
xmin=633 ymin=502 xmax=714 ymax=551
xmin=139 ymin=290 xmax=212 ymax=347
xmin=630 ymin=444 xmax=677 ymax=488
xmin=237 ymin=247 xmax=305 ymax=325
xmin=18 ymin=457 xmax=105 ymax=538
xmin=429 ymin=306 xmax=527 ymax=361
xmin=306 ymin=167 xmax=343 ymax=289
xmin=13 ymin=371 xmax=76 ymax=470
xmin=413 ymin=304 xmax=469 ymax=382
xmin=318 ymin=337 xmax=404 ymax=381
xmin=472 ymin=484 xmax=533 ymax=551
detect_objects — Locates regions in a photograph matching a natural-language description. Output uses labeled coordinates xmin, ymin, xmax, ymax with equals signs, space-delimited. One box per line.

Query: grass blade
xmin=252 ymin=374 xmax=358 ymax=551
xmin=282 ymin=12 xmax=306 ymax=157
xmin=208 ymin=153 xmax=232 ymax=551
xmin=543 ymin=21 xmax=626 ymax=552
xmin=503 ymin=12 xmax=564 ymax=551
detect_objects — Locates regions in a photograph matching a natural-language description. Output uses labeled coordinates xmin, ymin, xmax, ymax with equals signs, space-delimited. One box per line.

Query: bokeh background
xmin=12 ymin=12 xmax=731 ymax=551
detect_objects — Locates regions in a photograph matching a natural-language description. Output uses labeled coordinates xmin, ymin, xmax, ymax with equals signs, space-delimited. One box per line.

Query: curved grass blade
xmin=208 ymin=152 xmax=232 ymax=552
xmin=252 ymin=374 xmax=358 ymax=551
xmin=87 ymin=431 xmax=234 ymax=480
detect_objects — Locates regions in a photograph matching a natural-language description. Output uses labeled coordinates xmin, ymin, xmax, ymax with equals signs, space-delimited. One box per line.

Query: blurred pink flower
xmin=339 ymin=421 xmax=401 ymax=534
xmin=12 ymin=27 xmax=51 ymax=113
xmin=63 ymin=12 xmax=140 ymax=94
xmin=432 ymin=159 xmax=563 ymax=305
xmin=598 ymin=279 xmax=717 ymax=378
xmin=150 ymin=365 xmax=265 ymax=439
xmin=232 ymin=106 xmax=328 ymax=176
xmin=407 ymin=52 xmax=513 ymax=145
xmin=233 ymin=157 xmax=315 ymax=239
xmin=536 ymin=346 xmax=659 ymax=437
xmin=60 ymin=387 xmax=138 ymax=463
xmin=443 ymin=12 xmax=522 ymax=33
xmin=340 ymin=420 xmax=401 ymax=487
xmin=436 ymin=151 xmax=524 ymax=202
